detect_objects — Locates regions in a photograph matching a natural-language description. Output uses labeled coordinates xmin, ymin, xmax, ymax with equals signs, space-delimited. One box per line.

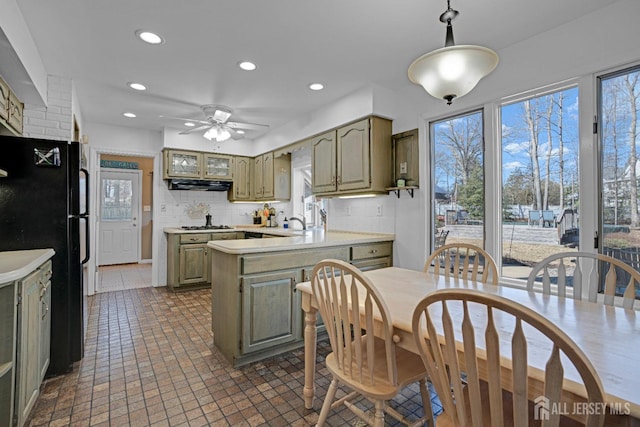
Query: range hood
xmin=167 ymin=179 xmax=232 ymax=191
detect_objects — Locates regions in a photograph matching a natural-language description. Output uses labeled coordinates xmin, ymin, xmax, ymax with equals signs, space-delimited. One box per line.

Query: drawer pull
xmin=190 ymin=237 xmax=198 ymax=241
xmin=42 ymin=300 xmax=49 ymax=320
xmin=368 ymin=249 xmax=378 ymax=254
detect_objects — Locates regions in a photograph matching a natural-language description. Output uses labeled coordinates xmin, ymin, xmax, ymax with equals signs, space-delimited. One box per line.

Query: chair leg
xmin=373 ymin=400 xmax=385 ymax=427
xmin=316 ymin=378 xmax=338 ymax=427
xmin=419 ymin=379 xmax=435 ymax=427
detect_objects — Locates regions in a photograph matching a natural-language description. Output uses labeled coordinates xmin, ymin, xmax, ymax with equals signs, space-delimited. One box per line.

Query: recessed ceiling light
xmin=135 ymin=30 xmax=164 ymax=45
xmin=238 ymin=61 xmax=257 ymax=71
xmin=236 ymin=130 xmax=245 ymax=134
xmin=309 ymin=83 xmax=324 ymax=91
xmin=123 ymin=112 xmax=136 ymax=118
xmin=184 ymin=122 xmax=195 ymax=127
xmin=128 ymin=82 xmax=147 ymax=91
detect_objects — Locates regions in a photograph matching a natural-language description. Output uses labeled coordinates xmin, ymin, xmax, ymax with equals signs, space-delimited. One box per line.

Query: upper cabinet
xmin=253 ymin=152 xmax=290 ymax=201
xmin=253 ymin=153 xmax=266 ymax=199
xmin=312 ymin=116 xmax=392 ymax=196
xmin=163 ymin=149 xmax=233 ymax=181
xmin=310 ymin=131 xmax=337 ymax=193
xmin=0 ymin=74 xmax=24 ymax=136
xmin=163 ymin=149 xmax=201 ymax=179
xmin=228 ymin=156 xmax=253 ymax=201
xmin=0 ymin=76 xmax=9 ymax=123
xmin=203 ymin=153 xmax=233 ymax=180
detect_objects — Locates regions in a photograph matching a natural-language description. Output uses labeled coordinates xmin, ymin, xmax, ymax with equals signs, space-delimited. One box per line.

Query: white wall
xmin=0 ymin=0 xmax=47 ymax=104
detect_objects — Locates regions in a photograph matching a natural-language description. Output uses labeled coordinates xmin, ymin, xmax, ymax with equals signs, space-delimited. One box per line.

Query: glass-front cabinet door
xmin=164 ymin=149 xmax=202 ymax=179
xmin=203 ymin=154 xmax=233 ymax=180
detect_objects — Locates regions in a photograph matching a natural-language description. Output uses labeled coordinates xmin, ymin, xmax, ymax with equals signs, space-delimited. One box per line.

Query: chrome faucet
xmin=289 ymin=215 xmax=306 ymax=230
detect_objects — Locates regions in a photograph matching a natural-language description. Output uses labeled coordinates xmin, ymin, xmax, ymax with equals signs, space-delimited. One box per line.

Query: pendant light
xmin=408 ymin=0 xmax=498 ymax=105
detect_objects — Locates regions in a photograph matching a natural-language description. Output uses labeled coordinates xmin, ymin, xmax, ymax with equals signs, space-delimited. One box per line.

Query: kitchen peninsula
xmin=207 ymin=228 xmax=393 ymax=367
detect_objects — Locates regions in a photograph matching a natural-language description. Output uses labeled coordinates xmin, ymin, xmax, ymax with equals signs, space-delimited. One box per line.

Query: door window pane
xmin=102 ymin=178 xmax=133 ymax=221
xmin=600 ymin=67 xmax=640 ymax=298
xmin=432 ymin=110 xmax=485 ymax=250
xmin=501 ymin=87 xmax=579 ymax=280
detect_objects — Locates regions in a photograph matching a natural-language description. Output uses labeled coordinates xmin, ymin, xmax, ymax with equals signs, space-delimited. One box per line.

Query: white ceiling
xmin=14 ymin=0 xmax=619 ymax=141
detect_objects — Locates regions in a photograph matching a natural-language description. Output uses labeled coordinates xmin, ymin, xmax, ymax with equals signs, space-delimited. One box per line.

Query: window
xmin=431 ymin=110 xmax=485 ymax=250
xmin=500 ymin=86 xmax=580 ymax=279
xmin=599 ymin=66 xmax=640 ymax=297
xmin=291 ymin=148 xmax=324 ymax=228
xmin=101 ymin=178 xmax=133 ymax=221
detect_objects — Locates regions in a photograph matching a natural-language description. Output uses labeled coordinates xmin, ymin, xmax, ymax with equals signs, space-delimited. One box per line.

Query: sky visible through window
xmin=501 ymin=88 xmax=579 ymax=187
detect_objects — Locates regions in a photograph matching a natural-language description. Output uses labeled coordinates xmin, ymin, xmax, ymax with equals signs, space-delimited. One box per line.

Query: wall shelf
xmin=386 ymin=185 xmax=418 ymax=198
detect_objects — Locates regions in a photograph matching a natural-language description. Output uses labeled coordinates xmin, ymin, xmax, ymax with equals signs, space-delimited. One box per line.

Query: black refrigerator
xmin=0 ymin=135 xmax=89 ymax=376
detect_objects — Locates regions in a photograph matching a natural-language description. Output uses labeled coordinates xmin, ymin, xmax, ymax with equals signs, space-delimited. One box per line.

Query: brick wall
xmin=22 ymin=75 xmax=73 ymax=141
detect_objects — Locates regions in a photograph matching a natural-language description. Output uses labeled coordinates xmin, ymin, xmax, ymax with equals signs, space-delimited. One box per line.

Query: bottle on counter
xmin=283 ymin=217 xmax=288 ymax=229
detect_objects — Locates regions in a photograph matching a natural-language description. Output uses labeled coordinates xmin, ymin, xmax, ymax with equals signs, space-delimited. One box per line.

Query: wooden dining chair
xmin=527 ymin=251 xmax=639 ymax=309
xmin=424 ymin=242 xmax=498 ymax=285
xmin=312 ymin=259 xmax=434 ymax=427
xmin=412 ymin=288 xmax=606 ymax=427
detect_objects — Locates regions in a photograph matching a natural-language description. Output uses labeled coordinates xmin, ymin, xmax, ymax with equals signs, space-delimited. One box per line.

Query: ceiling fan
xmin=161 ymin=105 xmax=269 ymax=142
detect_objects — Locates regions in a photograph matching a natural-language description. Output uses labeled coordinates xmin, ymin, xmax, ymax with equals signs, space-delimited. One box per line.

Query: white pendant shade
xmin=408 ymin=44 xmax=498 ymax=103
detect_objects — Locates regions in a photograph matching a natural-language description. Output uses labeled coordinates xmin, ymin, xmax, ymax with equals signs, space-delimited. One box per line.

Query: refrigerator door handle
xmin=81 ymin=215 xmax=90 ymax=265
xmin=80 ymin=168 xmax=89 ymax=216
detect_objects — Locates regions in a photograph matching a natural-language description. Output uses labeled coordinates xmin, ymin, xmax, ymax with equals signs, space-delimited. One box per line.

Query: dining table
xmin=296 ymin=266 xmax=640 ymax=424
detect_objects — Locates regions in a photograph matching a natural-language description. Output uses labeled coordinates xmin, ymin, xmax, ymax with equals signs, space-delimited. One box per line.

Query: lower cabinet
xmin=16 ymin=268 xmax=41 ymax=427
xmin=0 ymin=281 xmax=16 ymax=427
xmin=350 ymin=242 xmax=392 ymax=271
xmin=39 ymin=264 xmax=52 ymax=383
xmin=179 ymin=244 xmax=209 ymax=285
xmin=241 ymin=270 xmax=301 ymax=355
xmin=210 ymin=241 xmax=392 ymax=367
xmin=166 ymin=232 xmax=238 ymax=290
xmin=12 ymin=258 xmax=52 ymax=427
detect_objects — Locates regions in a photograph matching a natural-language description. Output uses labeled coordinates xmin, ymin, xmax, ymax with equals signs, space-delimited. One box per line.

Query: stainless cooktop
xmin=181 ymin=225 xmax=234 ymax=230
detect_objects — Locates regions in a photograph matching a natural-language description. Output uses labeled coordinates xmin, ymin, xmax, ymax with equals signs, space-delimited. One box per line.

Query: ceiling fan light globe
xmin=217 ymin=128 xmax=231 ymax=142
xmin=408 ymin=45 xmax=498 ymax=102
xmin=203 ymin=127 xmax=218 ymax=140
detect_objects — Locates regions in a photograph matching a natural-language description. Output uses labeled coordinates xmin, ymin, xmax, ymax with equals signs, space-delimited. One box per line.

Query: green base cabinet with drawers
xmin=166 ymin=232 xmax=239 ymax=291
xmin=210 ymin=241 xmax=392 ymax=367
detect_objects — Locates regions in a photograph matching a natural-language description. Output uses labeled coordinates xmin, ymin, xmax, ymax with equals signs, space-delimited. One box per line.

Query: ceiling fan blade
xmin=229 ymin=128 xmax=244 ymax=140
xmin=160 ymin=115 xmax=210 ymax=125
xmin=227 ymin=121 xmax=269 ymax=131
xmin=179 ymin=124 xmax=212 ymax=135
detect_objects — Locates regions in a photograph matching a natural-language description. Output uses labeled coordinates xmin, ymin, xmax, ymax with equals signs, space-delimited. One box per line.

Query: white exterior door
xmin=98 ymin=168 xmax=141 ymax=265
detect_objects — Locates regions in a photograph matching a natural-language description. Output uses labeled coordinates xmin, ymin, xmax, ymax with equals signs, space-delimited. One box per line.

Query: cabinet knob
xmin=369 ymin=249 xmax=378 ymax=254
xmin=42 ymin=300 xmax=49 ymax=320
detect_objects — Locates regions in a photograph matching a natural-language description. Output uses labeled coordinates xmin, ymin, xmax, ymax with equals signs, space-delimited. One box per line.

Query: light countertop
xmin=206 ymin=228 xmax=394 ymax=254
xmin=0 ymin=248 xmax=55 ymax=283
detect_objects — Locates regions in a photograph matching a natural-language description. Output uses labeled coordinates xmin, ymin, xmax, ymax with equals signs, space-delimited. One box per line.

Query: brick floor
xmin=27 ymin=284 xmax=440 ymax=426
